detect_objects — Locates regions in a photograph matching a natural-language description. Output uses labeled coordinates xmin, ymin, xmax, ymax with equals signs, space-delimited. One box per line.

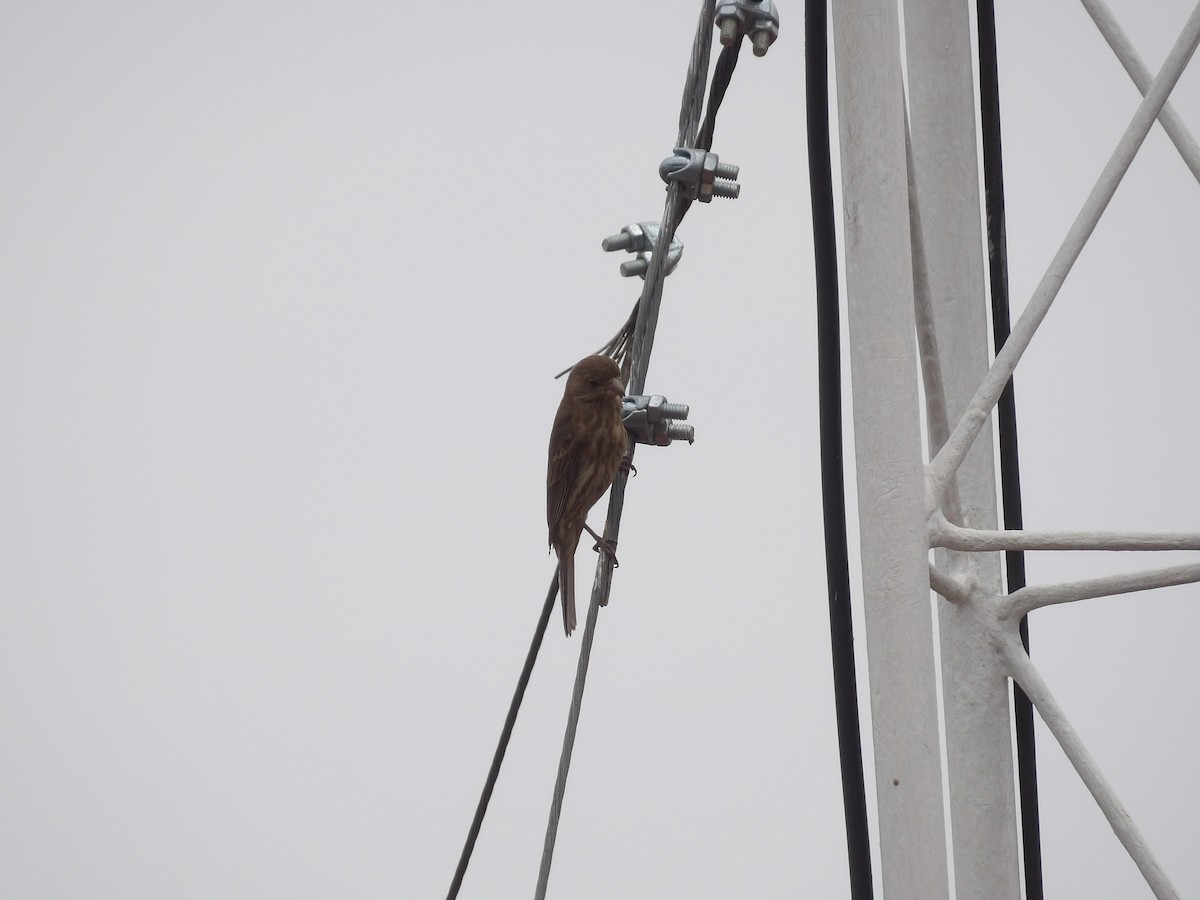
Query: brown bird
xmin=547 ymin=355 xmax=629 ymax=636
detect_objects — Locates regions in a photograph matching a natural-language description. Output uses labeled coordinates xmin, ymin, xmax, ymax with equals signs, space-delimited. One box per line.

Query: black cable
xmin=677 ymin=44 xmax=741 ymax=244
xmin=697 ymin=42 xmax=741 ymax=151
xmin=805 ymin=2 xmax=874 ymax=898
xmin=446 ymin=573 xmax=558 ymax=900
xmin=975 ymin=3 xmax=1042 ymax=898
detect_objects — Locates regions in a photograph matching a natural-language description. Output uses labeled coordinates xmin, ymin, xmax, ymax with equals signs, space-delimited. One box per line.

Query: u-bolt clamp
xmin=659 ymin=148 xmax=741 ymax=203
xmin=715 ymin=0 xmax=781 ymax=57
xmin=621 ymin=395 xmax=694 ymax=446
xmin=601 ymin=222 xmax=684 ymax=280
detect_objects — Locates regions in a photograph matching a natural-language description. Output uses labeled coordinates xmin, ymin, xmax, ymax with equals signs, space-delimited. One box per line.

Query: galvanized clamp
xmin=621 ymin=395 xmax=694 ymax=446
xmin=716 ymin=0 xmax=780 ymax=57
xmin=601 ymin=222 xmax=684 ymax=280
xmin=659 ymin=148 xmax=741 ymax=202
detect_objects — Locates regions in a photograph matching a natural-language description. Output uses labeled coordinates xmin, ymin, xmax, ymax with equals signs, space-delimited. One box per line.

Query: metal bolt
xmin=712 ymin=178 xmax=741 ymax=199
xmin=719 ymin=17 xmax=739 ymax=46
xmin=662 ymin=404 xmax=689 ymax=420
xmin=649 ymin=397 xmax=689 ymax=420
xmin=666 ymin=422 xmax=695 ymax=444
xmin=752 ymin=29 xmax=772 ymax=56
xmin=620 ymin=259 xmax=649 ymax=278
xmin=601 ymin=232 xmax=635 ymax=252
xmin=712 ymin=160 xmax=740 ymax=180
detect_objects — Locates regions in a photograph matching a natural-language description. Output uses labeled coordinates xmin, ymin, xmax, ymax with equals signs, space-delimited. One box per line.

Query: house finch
xmin=547 ymin=355 xmax=629 ymax=636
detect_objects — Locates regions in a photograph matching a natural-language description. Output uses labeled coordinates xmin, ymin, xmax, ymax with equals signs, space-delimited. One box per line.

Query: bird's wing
xmin=546 ymin=406 xmax=578 ymax=543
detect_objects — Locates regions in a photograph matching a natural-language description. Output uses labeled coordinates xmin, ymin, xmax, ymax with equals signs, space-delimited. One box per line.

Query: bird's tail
xmin=558 ymin=551 xmax=576 ymax=637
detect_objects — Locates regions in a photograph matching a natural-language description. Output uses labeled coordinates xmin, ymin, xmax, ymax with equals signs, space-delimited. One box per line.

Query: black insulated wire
xmin=697 ymin=42 xmax=741 ymax=151
xmin=975 ymin=2 xmax=1043 ymax=898
xmin=805 ymin=1 xmax=874 ymax=898
xmin=445 ymin=575 xmax=558 ymax=900
xmin=677 ymin=43 xmax=741 ymax=238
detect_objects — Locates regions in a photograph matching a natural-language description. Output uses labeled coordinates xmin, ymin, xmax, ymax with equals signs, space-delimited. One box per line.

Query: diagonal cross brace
xmin=927 ymin=1 xmax=1200 ymax=509
xmin=1080 ymin=0 xmax=1200 ymax=183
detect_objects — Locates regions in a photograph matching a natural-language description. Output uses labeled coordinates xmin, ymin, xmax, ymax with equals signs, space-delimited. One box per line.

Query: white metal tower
xmin=830 ymin=1 xmax=1200 ymax=897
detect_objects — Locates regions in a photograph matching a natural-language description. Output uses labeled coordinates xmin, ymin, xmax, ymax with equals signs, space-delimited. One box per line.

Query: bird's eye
xmin=587 ymin=379 xmax=597 ymax=387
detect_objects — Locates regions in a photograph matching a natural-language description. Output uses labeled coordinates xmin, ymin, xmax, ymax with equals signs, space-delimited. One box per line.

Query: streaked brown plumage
xmin=547 ymin=355 xmax=629 ymax=636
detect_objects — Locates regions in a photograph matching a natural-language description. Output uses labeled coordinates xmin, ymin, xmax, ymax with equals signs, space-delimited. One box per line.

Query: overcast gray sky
xmin=2 ymin=1 xmax=1198 ymax=897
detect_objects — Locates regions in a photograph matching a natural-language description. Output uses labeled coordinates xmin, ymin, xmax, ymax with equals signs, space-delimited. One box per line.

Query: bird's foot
xmin=592 ymin=538 xmax=619 ymax=567
xmin=582 ymin=523 xmax=619 ymax=568
xmin=620 ymin=455 xmax=637 ymax=477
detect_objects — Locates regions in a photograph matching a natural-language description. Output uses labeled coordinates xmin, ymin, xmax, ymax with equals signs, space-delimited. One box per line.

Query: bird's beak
xmin=609 ymin=376 xmax=625 ymax=398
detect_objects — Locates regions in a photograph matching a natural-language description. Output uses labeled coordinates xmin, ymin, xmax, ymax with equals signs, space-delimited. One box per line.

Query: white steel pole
xmin=903 ymin=0 xmax=1022 ymax=897
xmin=831 ymin=1 xmax=950 ymax=896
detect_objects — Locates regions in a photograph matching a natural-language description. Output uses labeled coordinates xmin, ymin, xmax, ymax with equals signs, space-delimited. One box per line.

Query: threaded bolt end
xmin=712 ymin=178 xmax=741 ymax=199
xmin=603 ymin=232 xmax=634 ymax=252
xmin=659 ymin=402 xmax=689 ymax=420
xmin=719 ymin=18 xmax=739 ymax=46
xmin=713 ymin=160 xmax=740 ymax=180
xmin=752 ymin=30 xmax=771 ymax=56
xmin=666 ymin=422 xmax=696 ymax=444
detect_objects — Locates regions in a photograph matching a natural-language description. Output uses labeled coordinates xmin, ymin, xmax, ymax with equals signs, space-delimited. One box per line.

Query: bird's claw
xmin=591 ymin=537 xmax=619 ymax=568
xmin=620 ymin=456 xmax=637 ymax=477
xmin=582 ymin=523 xmax=619 ymax=568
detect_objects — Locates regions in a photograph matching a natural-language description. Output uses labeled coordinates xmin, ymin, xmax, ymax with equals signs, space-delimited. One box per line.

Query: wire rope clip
xmin=601 ymin=222 xmax=684 ymax=280
xmin=715 ymin=0 xmax=780 ymax=57
xmin=621 ymin=395 xmax=694 ymax=446
xmin=659 ymin=148 xmax=741 ymax=202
